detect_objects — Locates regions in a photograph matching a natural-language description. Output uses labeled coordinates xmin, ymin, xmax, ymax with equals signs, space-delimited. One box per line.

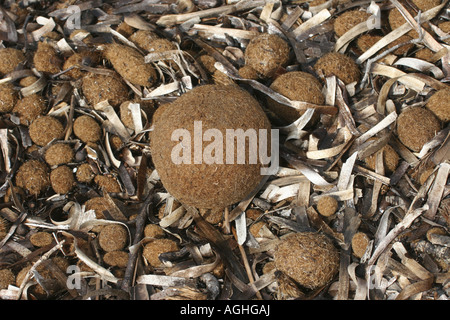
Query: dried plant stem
xmin=156 ymin=0 xmax=266 ymax=26
xmin=18 ymin=239 xmax=66 ymax=299
xmin=238 ymin=244 xmax=263 ymax=300
xmin=121 ymin=195 xmax=152 ymax=294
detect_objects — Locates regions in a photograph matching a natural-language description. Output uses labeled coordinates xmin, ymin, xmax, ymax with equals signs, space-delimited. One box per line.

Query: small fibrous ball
xmin=314 ymin=52 xmax=360 ymax=85
xmin=29 ymin=116 xmax=64 ymax=146
xmin=334 ymin=10 xmax=371 ymax=37
xmin=19 ymin=76 xmax=38 ymax=87
xmin=438 ymin=21 xmax=450 ymax=44
xmin=63 ymin=51 xmax=100 ymax=79
xmin=94 ymin=175 xmax=121 ymax=193
xmin=73 ymin=115 xmax=102 ymax=143
xmin=12 ymin=94 xmax=46 ymax=125
xmin=0 ymin=269 xmax=15 ymax=289
xmin=150 ymin=84 xmax=271 ymax=210
xmin=0 ymin=217 xmax=8 ymax=240
xmin=0 ymin=83 xmax=18 ymax=113
xmin=146 ymin=38 xmax=177 ymax=54
xmin=16 ymin=160 xmax=50 ymax=195
xmin=244 ymin=33 xmax=290 ymax=78
xmin=50 ymin=165 xmax=75 ymax=194
xmin=142 ymin=239 xmax=179 ymax=267
xmin=0 ymin=48 xmax=25 ymax=75
xmin=129 ymin=30 xmax=160 ymax=52
xmin=238 ymin=65 xmax=259 ymax=80
xmin=274 ymin=232 xmax=339 ymax=289
xmin=317 ymin=196 xmax=339 ymax=217
xmin=351 ymin=232 xmax=370 ymax=258
xmin=144 ymin=224 xmax=165 ymax=238
xmin=387 ymin=0 xmax=439 ymax=36
xmin=44 ymin=143 xmax=74 ymax=166
xmin=364 ymin=144 xmax=400 ymax=174
xmin=267 ymin=71 xmax=324 ymax=124
xmin=387 ymin=34 xmax=414 ymax=55
xmin=356 ymin=33 xmax=383 ymax=53
xmin=82 ymin=71 xmax=128 ymax=107
xmin=426 ymin=88 xmax=450 ymax=123
xmin=84 ymin=197 xmax=108 ymax=219
xmin=103 ymin=44 xmax=157 ymax=87
xmin=30 ymin=231 xmax=53 ymax=247
xmin=76 ymin=163 xmax=95 ymax=183
xmin=397 ymin=107 xmax=441 ymax=152
xmin=414 ymin=47 xmax=435 ymax=62
xmin=104 ymin=251 xmax=129 ymax=268
xmin=98 ymin=224 xmax=128 ymax=252
xmin=33 ymin=42 xmax=62 ymax=74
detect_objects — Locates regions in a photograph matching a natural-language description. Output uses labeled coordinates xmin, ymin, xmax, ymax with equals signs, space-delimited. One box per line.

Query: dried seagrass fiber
xmin=150 ymin=84 xmax=272 ymax=210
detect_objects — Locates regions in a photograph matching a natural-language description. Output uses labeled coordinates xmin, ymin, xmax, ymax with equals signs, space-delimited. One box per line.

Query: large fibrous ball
xmin=150 ymin=85 xmax=272 ymax=210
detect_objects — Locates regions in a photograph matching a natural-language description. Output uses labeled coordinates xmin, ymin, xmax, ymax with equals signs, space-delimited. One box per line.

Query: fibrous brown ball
xmin=50 ymin=165 xmax=75 ymax=194
xmin=314 ymin=52 xmax=360 ymax=85
xmin=364 ymin=144 xmax=400 ymax=174
xmin=142 ymin=239 xmax=179 ymax=267
xmin=334 ymin=10 xmax=372 ymax=37
xmin=198 ymin=54 xmax=217 ymax=74
xmin=103 ymin=43 xmax=157 ymax=87
xmin=388 ymin=0 xmax=439 ymax=37
xmin=63 ymin=51 xmax=100 ymax=79
xmin=317 ymin=196 xmax=339 ymax=217
xmin=150 ymin=84 xmax=272 ymax=210
xmin=73 ymin=115 xmax=102 ymax=143
xmin=94 ymin=175 xmax=121 ymax=193
xmin=267 ymin=71 xmax=324 ymax=124
xmin=98 ymin=224 xmax=128 ymax=252
xmin=84 ymin=197 xmax=108 ymax=219
xmin=238 ymin=65 xmax=259 ymax=80
xmin=44 ymin=143 xmax=74 ymax=166
xmin=129 ymin=30 xmax=160 ymax=52
xmin=82 ymin=71 xmax=128 ymax=108
xmin=12 ymin=94 xmax=46 ymax=125
xmin=29 ymin=116 xmax=64 ymax=146
xmin=0 ymin=269 xmax=15 ymax=289
xmin=356 ymin=34 xmax=383 ymax=53
xmin=33 ymin=42 xmax=62 ymax=74
xmin=146 ymin=38 xmax=177 ymax=54
xmin=397 ymin=107 xmax=441 ymax=152
xmin=351 ymin=232 xmax=370 ymax=258
xmin=0 ymin=83 xmax=18 ymax=113
xmin=30 ymin=231 xmax=53 ymax=247
xmin=76 ymin=163 xmax=95 ymax=183
xmin=19 ymin=76 xmax=38 ymax=87
xmin=438 ymin=21 xmax=450 ymax=44
xmin=412 ymin=0 xmax=441 ymax=11
xmin=274 ymin=232 xmax=339 ymax=289
xmin=387 ymin=34 xmax=414 ymax=55
xmin=103 ymin=250 xmax=129 ymax=268
xmin=16 ymin=160 xmax=50 ymax=195
xmin=144 ymin=224 xmax=165 ymax=238
xmin=414 ymin=47 xmax=435 ymax=62
xmin=115 ymin=22 xmax=134 ymax=38
xmin=0 ymin=48 xmax=25 ymax=75
xmin=426 ymin=88 xmax=450 ymax=123
xmin=244 ymin=33 xmax=290 ymax=78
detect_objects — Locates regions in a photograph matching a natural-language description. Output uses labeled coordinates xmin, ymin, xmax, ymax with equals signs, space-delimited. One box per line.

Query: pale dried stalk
xmin=156 ymin=0 xmax=266 ymax=26
xmin=292 ymin=8 xmax=331 ymax=38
